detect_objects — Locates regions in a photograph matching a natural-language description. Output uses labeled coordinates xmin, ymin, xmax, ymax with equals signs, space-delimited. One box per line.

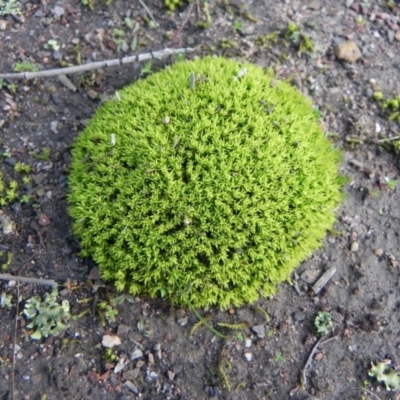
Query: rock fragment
xmin=334 ymin=40 xmax=362 ymax=63
xmin=102 ymin=334 xmax=121 ymax=348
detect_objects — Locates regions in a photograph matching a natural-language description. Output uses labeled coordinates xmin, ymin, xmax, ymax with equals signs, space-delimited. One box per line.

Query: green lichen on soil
xmin=68 ymin=56 xmax=343 ymax=309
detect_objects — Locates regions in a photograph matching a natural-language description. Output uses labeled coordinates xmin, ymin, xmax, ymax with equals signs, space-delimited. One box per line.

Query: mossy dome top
xmin=68 ymin=57 xmax=343 ymax=309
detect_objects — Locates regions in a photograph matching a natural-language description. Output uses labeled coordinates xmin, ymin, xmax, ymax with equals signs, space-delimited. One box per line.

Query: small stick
xmin=0 ymin=273 xmax=57 ymax=286
xmin=138 ymin=0 xmax=159 ymax=26
xmin=171 ymin=2 xmax=195 ymax=44
xmin=375 ymin=135 xmax=400 ymax=143
xmin=300 ymin=335 xmax=338 ymax=390
xmin=355 ymin=388 xmax=382 ymax=400
xmin=312 ymin=267 xmax=336 ymax=295
xmin=0 ymin=47 xmax=195 ymax=80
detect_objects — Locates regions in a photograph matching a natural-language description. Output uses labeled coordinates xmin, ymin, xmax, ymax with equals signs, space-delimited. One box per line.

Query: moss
xmin=68 ymin=57 xmax=343 ymax=309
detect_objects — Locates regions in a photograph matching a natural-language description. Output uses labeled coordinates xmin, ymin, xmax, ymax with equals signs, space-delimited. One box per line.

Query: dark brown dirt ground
xmin=1 ymin=1 xmax=400 ymax=399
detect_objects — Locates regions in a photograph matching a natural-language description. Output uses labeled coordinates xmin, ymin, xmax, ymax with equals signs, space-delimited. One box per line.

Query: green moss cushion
xmin=68 ymin=57 xmax=343 ymax=308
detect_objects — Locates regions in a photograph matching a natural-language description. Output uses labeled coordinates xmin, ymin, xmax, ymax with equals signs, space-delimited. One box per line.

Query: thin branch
xmin=0 ymin=273 xmax=57 ymax=286
xmin=138 ymin=0 xmax=159 ymax=26
xmin=300 ymin=335 xmax=338 ymax=390
xmin=12 ymin=254 xmax=35 ymax=400
xmin=171 ymin=2 xmax=195 ymax=44
xmin=0 ymin=47 xmax=195 ymax=80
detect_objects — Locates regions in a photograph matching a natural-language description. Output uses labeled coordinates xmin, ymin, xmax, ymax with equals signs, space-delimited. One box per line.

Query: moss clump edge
xmin=68 ymin=56 xmax=343 ymax=309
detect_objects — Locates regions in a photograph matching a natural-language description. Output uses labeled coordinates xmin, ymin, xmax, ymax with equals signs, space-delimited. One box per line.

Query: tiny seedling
xmin=20 ymin=194 xmax=30 ymax=204
xmin=14 ymin=61 xmax=39 ymax=73
xmin=29 ymin=148 xmax=51 ymax=161
xmin=387 ymin=179 xmax=397 ymax=190
xmin=97 ymin=301 xmax=119 ymax=324
xmin=233 ymin=20 xmax=243 ymax=30
xmin=43 ymin=39 xmax=60 ymax=51
xmin=140 ymin=60 xmax=152 ymax=76
xmin=103 ymin=347 xmax=118 ymax=362
xmin=164 ymin=0 xmax=188 ymax=10
xmin=369 ymin=360 xmax=400 ymax=390
xmin=274 ymin=351 xmax=284 ymax=362
xmin=14 ymin=162 xmax=31 ymax=173
xmin=0 ymin=292 xmax=12 ymax=309
xmin=23 ymin=287 xmax=70 ymax=340
xmin=235 ymin=332 xmax=244 ymax=342
xmin=0 ymin=0 xmax=21 ymax=16
xmin=314 ymin=311 xmax=333 ymax=336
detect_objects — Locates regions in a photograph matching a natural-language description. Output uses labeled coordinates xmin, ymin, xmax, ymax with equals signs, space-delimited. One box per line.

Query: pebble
xmin=1 ymin=215 xmax=15 ymax=235
xmin=314 ymin=352 xmax=323 ymax=361
xmin=177 ymin=316 xmax=188 ymax=326
xmin=130 ymin=349 xmax=143 ymax=360
xmin=251 ymin=325 xmax=265 ymax=339
xmin=292 ymin=311 xmax=306 ymax=322
xmin=52 ymin=50 xmax=62 ymax=61
xmin=38 ymin=214 xmax=51 ymax=227
xmin=154 ymin=343 xmax=162 ymax=359
xmin=167 ymin=370 xmax=175 ymax=381
xmin=396 ymin=31 xmax=400 ymax=41
xmin=334 ymin=40 xmax=362 ymax=63
xmin=146 ymin=371 xmax=158 ymax=382
xmin=54 ymin=6 xmax=65 ymax=17
xmin=351 ymin=242 xmax=359 ymax=252
xmin=125 ymin=380 xmax=139 ymax=394
xmin=102 ymin=334 xmax=121 ymax=348
xmin=300 ymin=268 xmax=321 ymax=284
xmin=87 ymin=90 xmax=99 ymax=100
xmin=245 ymin=338 xmax=252 ymax=348
xmin=117 ymin=324 xmax=130 ymax=336
xmin=244 ymin=352 xmax=252 ymax=362
xmin=50 ymin=121 xmax=58 ymax=133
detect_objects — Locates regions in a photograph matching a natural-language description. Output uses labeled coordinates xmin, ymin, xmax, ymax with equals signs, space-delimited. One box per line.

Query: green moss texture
xmin=68 ymin=57 xmax=343 ymax=308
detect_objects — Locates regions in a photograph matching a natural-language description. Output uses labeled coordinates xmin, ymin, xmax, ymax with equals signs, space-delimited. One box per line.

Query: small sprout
xmin=369 ymin=360 xmax=400 ymax=390
xmin=233 ymin=20 xmax=243 ymax=30
xmin=0 ymin=0 xmax=21 ymax=16
xmin=140 ymin=60 xmax=152 ymax=76
xmin=314 ymin=311 xmax=332 ymax=336
xmin=29 ymin=147 xmax=51 ymax=161
xmin=97 ymin=301 xmax=119 ymax=323
xmin=23 ymin=287 xmax=70 ymax=340
xmin=20 ymin=194 xmax=30 ymax=204
xmin=14 ymin=61 xmax=39 ymax=73
xmin=373 ymin=91 xmax=383 ymax=101
xmin=124 ymin=17 xmax=134 ymax=29
xmin=235 ymin=332 xmax=244 ymax=342
xmin=43 ymin=39 xmax=60 ymax=51
xmin=14 ymin=162 xmax=31 ymax=173
xmin=103 ymin=347 xmax=118 ymax=362
xmin=386 ymin=179 xmax=397 ymax=190
xmin=274 ymin=351 xmax=284 ymax=362
xmin=0 ymin=292 xmax=13 ymax=309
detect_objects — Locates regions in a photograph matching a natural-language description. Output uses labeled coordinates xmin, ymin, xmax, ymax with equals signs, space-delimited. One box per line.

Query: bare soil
xmin=1 ymin=1 xmax=400 ymax=399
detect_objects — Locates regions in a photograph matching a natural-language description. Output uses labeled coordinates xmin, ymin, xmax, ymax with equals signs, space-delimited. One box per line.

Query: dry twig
xmin=0 ymin=47 xmax=195 ymax=80
xmin=0 ymin=273 xmax=57 ymax=286
xmin=300 ymin=335 xmax=338 ymax=390
xmin=138 ymin=0 xmax=158 ymax=26
xmin=171 ymin=2 xmax=195 ymax=44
